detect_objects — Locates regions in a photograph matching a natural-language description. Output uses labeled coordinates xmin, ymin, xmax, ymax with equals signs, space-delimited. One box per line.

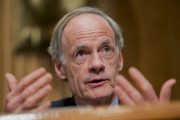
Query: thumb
xmin=160 ymin=79 xmax=176 ymax=103
xmin=5 ymin=73 xmax=17 ymax=91
xmin=34 ymin=101 xmax=51 ymax=112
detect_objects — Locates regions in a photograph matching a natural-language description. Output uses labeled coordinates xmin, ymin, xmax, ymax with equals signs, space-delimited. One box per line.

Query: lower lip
xmin=87 ymin=80 xmax=107 ymax=87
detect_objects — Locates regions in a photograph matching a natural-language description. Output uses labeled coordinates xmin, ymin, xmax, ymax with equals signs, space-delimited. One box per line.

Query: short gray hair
xmin=48 ymin=7 xmax=124 ymax=63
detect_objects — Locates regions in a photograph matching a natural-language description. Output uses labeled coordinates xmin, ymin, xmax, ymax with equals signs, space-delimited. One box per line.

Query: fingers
xmin=31 ymin=101 xmax=51 ymax=113
xmin=115 ymin=75 xmax=144 ymax=105
xmin=128 ymin=67 xmax=158 ymax=103
xmin=115 ymin=85 xmax=135 ymax=106
xmin=7 ymin=73 xmax=52 ymax=112
xmin=36 ymin=101 xmax=51 ymax=111
xmin=160 ymin=79 xmax=176 ymax=103
xmin=5 ymin=68 xmax=53 ymax=113
xmin=11 ymin=68 xmax=46 ymax=96
xmin=23 ymin=84 xmax=52 ymax=109
xmin=115 ymin=67 xmax=176 ymax=106
xmin=20 ymin=73 xmax=52 ymax=101
xmin=5 ymin=73 xmax=17 ymax=91
xmin=14 ymin=85 xmax=52 ymax=112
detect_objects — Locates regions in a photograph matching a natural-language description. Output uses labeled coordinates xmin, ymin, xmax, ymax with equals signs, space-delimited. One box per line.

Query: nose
xmin=88 ymin=53 xmax=105 ymax=74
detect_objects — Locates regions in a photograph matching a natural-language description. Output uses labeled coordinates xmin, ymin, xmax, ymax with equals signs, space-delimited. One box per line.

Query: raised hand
xmin=115 ymin=67 xmax=176 ymax=106
xmin=5 ymin=68 xmax=52 ymax=113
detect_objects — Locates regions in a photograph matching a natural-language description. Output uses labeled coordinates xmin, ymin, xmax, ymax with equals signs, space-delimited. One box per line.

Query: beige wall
xmin=0 ymin=0 xmax=180 ymax=113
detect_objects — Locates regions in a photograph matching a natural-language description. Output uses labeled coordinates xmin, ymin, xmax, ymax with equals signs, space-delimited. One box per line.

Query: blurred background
xmin=0 ymin=0 xmax=180 ymax=113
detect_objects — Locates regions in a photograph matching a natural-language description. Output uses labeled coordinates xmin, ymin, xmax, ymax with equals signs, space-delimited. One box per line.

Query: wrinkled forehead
xmin=65 ymin=13 xmax=110 ymax=29
xmin=62 ymin=13 xmax=115 ymax=42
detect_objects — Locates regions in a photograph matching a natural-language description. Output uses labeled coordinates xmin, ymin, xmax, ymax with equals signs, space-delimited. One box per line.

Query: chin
xmin=89 ymin=86 xmax=114 ymax=100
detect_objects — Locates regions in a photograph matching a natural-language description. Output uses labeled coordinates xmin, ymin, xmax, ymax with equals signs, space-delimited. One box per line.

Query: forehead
xmin=62 ymin=13 xmax=115 ymax=46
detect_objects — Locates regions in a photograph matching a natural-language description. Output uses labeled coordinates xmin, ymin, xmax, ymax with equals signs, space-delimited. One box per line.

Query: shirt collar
xmin=110 ymin=96 xmax=119 ymax=106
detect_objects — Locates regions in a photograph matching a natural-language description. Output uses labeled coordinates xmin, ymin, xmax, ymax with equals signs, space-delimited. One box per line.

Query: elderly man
xmin=5 ymin=7 xmax=176 ymax=113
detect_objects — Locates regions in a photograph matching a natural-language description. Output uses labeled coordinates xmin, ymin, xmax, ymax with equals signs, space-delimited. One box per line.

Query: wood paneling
xmin=1 ymin=101 xmax=180 ymax=119
xmin=0 ymin=0 xmax=3 ymax=113
xmin=0 ymin=0 xmax=13 ymax=112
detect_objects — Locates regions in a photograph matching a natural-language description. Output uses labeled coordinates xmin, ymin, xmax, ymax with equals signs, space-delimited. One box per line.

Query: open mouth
xmin=87 ymin=79 xmax=107 ymax=87
xmin=88 ymin=79 xmax=105 ymax=83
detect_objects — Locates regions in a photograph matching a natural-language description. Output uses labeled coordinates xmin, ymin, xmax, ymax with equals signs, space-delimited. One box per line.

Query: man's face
xmin=59 ymin=14 xmax=122 ymax=105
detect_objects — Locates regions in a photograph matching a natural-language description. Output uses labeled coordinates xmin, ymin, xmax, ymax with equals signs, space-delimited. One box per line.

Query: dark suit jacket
xmin=51 ymin=97 xmax=76 ymax=108
xmin=51 ymin=96 xmax=121 ymax=108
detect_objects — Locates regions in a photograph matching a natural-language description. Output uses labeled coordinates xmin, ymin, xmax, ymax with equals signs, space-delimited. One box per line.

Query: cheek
xmin=107 ymin=55 xmax=118 ymax=68
xmin=106 ymin=56 xmax=119 ymax=77
xmin=67 ymin=71 xmax=81 ymax=94
xmin=65 ymin=64 xmax=86 ymax=93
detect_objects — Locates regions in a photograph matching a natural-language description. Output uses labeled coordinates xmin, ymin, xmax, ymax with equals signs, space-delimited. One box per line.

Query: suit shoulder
xmin=51 ymin=97 xmax=76 ymax=108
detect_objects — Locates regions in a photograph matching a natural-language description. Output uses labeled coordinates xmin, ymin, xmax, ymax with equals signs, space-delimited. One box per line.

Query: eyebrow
xmin=101 ymin=40 xmax=110 ymax=45
xmin=75 ymin=40 xmax=110 ymax=51
xmin=76 ymin=45 xmax=88 ymax=50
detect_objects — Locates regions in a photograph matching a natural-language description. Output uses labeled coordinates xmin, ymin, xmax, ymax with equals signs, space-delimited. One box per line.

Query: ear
xmin=118 ymin=52 xmax=123 ymax=72
xmin=53 ymin=58 xmax=67 ymax=80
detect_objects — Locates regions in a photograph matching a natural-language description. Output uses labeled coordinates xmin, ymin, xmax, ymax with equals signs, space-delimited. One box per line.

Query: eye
xmin=76 ymin=50 xmax=85 ymax=56
xmin=103 ymin=47 xmax=110 ymax=52
xmin=99 ymin=46 xmax=115 ymax=59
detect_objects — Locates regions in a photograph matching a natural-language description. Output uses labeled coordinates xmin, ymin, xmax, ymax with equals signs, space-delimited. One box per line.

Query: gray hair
xmin=48 ymin=7 xmax=124 ymax=64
